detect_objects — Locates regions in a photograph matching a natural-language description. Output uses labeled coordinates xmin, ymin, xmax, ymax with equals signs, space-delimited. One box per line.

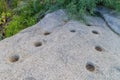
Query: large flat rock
xmin=0 ymin=10 xmax=120 ymax=80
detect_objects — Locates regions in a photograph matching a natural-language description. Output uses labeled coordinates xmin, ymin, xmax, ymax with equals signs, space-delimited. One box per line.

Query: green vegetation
xmin=0 ymin=0 xmax=120 ymax=38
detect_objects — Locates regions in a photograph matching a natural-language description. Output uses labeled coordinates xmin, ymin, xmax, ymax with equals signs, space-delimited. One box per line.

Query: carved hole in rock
xmin=64 ymin=20 xmax=68 ymax=23
xmin=34 ymin=42 xmax=42 ymax=47
xmin=9 ymin=54 xmax=20 ymax=63
xmin=86 ymin=62 xmax=95 ymax=72
xmin=44 ymin=32 xmax=51 ymax=36
xmin=92 ymin=30 xmax=99 ymax=34
xmin=86 ymin=24 xmax=92 ymax=26
xmin=70 ymin=30 xmax=76 ymax=33
xmin=95 ymin=46 xmax=103 ymax=52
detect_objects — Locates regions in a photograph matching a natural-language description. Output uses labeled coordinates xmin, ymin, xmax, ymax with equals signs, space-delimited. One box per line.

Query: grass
xmin=0 ymin=0 xmax=120 ymax=38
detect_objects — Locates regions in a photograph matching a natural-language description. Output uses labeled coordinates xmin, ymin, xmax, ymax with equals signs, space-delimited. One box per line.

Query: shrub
xmin=1 ymin=0 xmax=120 ymax=37
xmin=5 ymin=15 xmax=36 ymax=37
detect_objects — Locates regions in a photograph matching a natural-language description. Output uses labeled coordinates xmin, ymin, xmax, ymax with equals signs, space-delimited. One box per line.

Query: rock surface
xmin=96 ymin=6 xmax=120 ymax=36
xmin=0 ymin=10 xmax=120 ymax=80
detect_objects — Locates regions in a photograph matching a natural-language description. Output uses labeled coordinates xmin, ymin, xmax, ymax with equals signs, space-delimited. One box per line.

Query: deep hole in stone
xmin=86 ymin=62 xmax=95 ymax=72
xmin=86 ymin=24 xmax=92 ymax=26
xmin=9 ymin=54 xmax=20 ymax=63
xmin=70 ymin=30 xmax=76 ymax=33
xmin=95 ymin=46 xmax=103 ymax=52
xmin=44 ymin=32 xmax=51 ymax=35
xmin=92 ymin=30 xmax=99 ymax=34
xmin=34 ymin=42 xmax=42 ymax=47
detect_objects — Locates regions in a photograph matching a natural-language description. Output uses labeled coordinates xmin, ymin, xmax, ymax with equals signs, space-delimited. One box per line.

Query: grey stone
xmin=0 ymin=9 xmax=120 ymax=80
xmin=83 ymin=15 xmax=107 ymax=28
xmin=96 ymin=6 xmax=120 ymax=36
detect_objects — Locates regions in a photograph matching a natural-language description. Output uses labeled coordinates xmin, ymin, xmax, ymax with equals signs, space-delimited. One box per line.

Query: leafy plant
xmin=5 ymin=15 xmax=36 ymax=37
xmin=0 ymin=0 xmax=120 ymax=38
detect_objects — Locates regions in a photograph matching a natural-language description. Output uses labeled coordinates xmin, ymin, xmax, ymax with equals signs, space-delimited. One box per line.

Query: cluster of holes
xmin=8 ymin=27 xmax=103 ymax=76
xmin=9 ymin=42 xmax=43 ymax=63
xmin=91 ymin=30 xmax=104 ymax=52
xmin=34 ymin=31 xmax=51 ymax=47
xmin=86 ymin=62 xmax=95 ymax=72
xmin=9 ymin=54 xmax=20 ymax=63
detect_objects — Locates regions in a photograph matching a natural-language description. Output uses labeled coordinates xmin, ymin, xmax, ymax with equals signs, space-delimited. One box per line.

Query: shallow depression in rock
xmin=86 ymin=62 xmax=95 ymax=72
xmin=95 ymin=46 xmax=103 ymax=52
xmin=9 ymin=54 xmax=20 ymax=63
xmin=34 ymin=42 xmax=42 ymax=47
xmin=70 ymin=30 xmax=76 ymax=33
xmin=92 ymin=30 xmax=99 ymax=34
xmin=44 ymin=32 xmax=51 ymax=36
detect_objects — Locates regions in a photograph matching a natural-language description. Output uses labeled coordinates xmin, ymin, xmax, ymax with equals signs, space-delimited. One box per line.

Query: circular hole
xmin=70 ymin=30 xmax=76 ymax=33
xmin=95 ymin=46 xmax=103 ymax=52
xmin=9 ymin=54 xmax=20 ymax=63
xmin=44 ymin=32 xmax=51 ymax=36
xmin=92 ymin=30 xmax=99 ymax=34
xmin=86 ymin=62 xmax=95 ymax=72
xmin=86 ymin=24 xmax=92 ymax=26
xmin=34 ymin=42 xmax=42 ymax=47
xmin=64 ymin=20 xmax=68 ymax=23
